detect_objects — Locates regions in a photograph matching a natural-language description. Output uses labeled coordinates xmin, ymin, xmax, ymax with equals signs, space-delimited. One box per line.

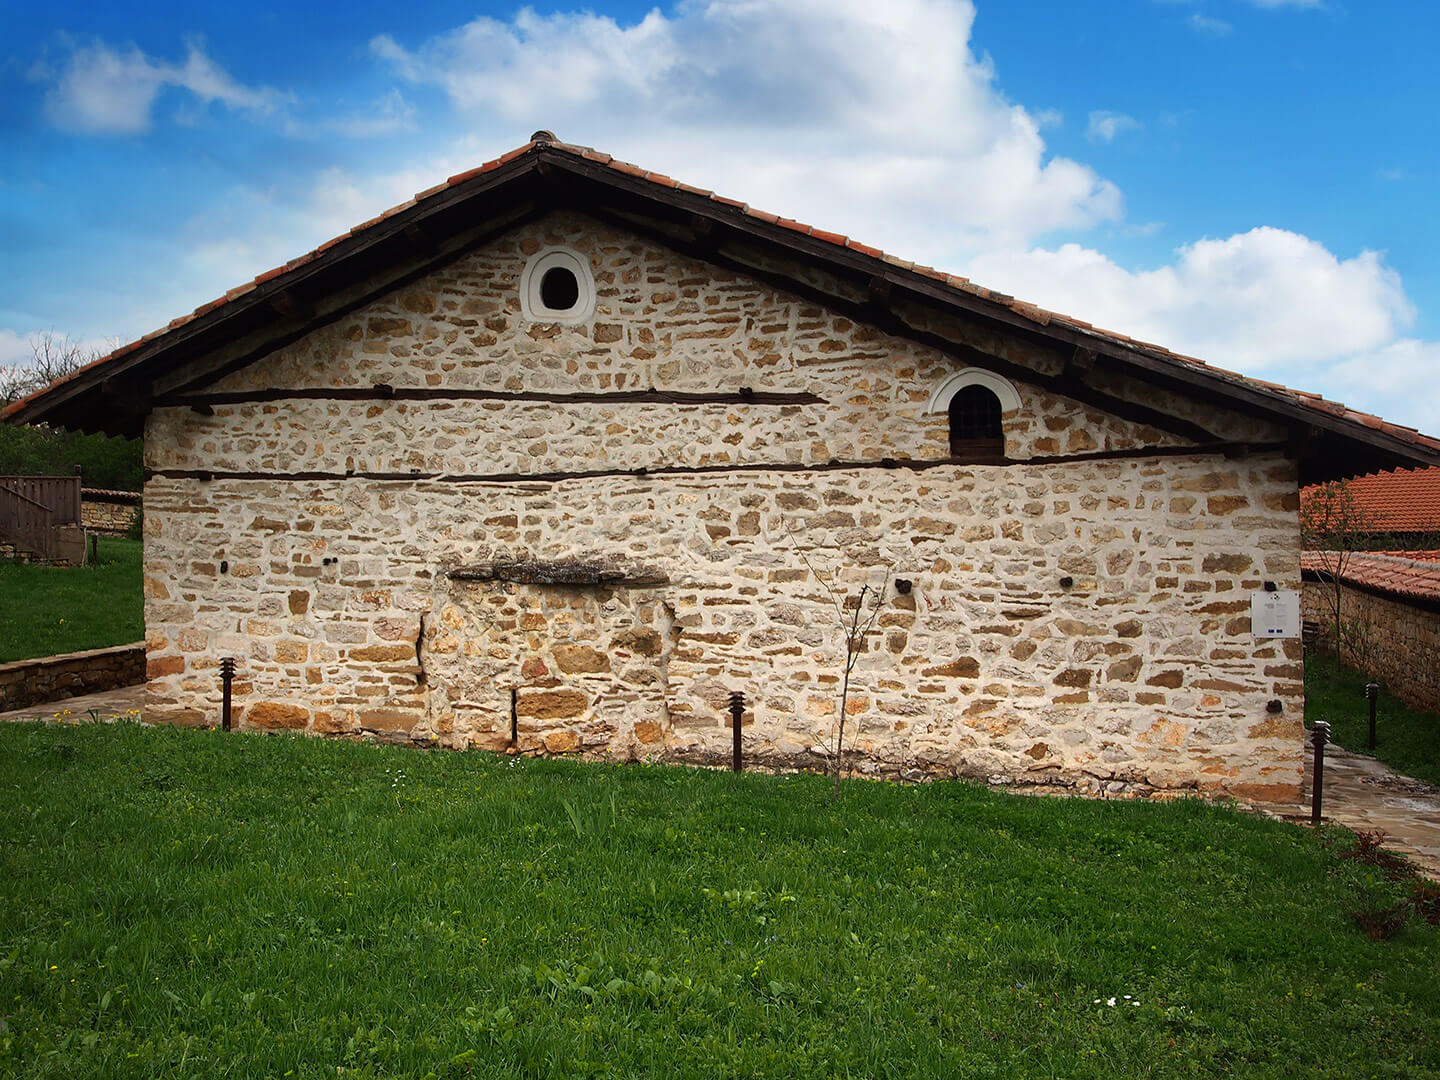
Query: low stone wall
xmin=82 ymin=491 xmax=139 ymax=537
xmin=1302 ymin=582 xmax=1440 ymax=711
xmin=0 ymin=642 xmax=146 ymax=712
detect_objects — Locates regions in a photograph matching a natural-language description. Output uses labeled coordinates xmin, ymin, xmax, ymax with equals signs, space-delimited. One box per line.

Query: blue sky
xmin=3 ymin=1 xmax=1438 ymax=432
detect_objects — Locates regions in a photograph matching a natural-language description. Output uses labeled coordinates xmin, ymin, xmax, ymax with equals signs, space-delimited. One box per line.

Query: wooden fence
xmin=0 ymin=474 xmax=83 ymax=562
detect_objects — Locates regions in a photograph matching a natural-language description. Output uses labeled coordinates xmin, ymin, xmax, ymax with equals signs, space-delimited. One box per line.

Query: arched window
xmin=928 ymin=368 xmax=1019 ymax=463
xmin=948 ymin=384 xmax=1005 ymax=461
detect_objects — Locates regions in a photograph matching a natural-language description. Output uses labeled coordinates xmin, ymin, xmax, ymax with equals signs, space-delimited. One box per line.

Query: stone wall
xmin=82 ymin=491 xmax=139 ymax=537
xmin=0 ymin=643 xmax=145 ymax=712
xmin=1302 ymin=581 xmax=1440 ymax=712
xmin=139 ymin=211 xmax=1304 ymax=801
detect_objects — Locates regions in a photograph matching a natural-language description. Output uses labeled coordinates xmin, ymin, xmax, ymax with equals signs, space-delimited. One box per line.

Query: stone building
xmin=11 ymin=134 xmax=1440 ymax=802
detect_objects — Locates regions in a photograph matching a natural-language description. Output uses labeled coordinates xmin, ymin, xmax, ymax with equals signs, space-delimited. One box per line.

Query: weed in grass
xmin=1350 ymin=895 xmax=1412 ymax=940
xmin=1340 ymin=828 xmax=1420 ymax=880
xmin=1329 ymin=828 xmax=1440 ymax=939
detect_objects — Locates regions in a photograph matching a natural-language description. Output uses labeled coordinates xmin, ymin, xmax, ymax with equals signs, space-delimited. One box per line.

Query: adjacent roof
xmin=1302 ymin=550 xmax=1440 ymax=604
xmin=1302 ymin=467 xmax=1440 ymax=533
xmin=7 ymin=131 xmax=1440 ymax=481
xmin=81 ymin=487 xmax=141 ymax=501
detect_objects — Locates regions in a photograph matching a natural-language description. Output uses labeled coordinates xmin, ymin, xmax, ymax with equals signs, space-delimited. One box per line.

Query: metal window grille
xmin=948 ymin=385 xmax=1005 ymax=461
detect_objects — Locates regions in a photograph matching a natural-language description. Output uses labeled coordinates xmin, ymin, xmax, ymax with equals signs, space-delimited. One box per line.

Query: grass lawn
xmin=2 ymin=722 xmax=1436 ymax=1078
xmin=0 ymin=538 xmax=142 ymax=663
xmin=1306 ymin=651 xmax=1440 ymax=787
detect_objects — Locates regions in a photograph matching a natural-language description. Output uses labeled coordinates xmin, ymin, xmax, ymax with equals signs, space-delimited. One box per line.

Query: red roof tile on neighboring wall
xmin=1302 ymin=467 xmax=1440 ymax=532
xmin=1302 ymin=550 xmax=1440 ymax=603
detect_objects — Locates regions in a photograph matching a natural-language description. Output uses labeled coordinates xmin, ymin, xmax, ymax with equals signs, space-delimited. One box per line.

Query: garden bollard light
xmin=729 ymin=690 xmax=745 ymax=773
xmin=220 ymin=657 xmax=236 ymax=732
xmin=1311 ymin=721 xmax=1331 ymax=826
xmin=1366 ymin=683 xmax=1379 ymax=751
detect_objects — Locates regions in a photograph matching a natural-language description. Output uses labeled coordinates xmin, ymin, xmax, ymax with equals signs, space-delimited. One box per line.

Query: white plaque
xmin=1250 ymin=591 xmax=1300 ymax=638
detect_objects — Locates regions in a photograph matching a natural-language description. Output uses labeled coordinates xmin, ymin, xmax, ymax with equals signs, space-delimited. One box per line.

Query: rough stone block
xmin=517 ymin=689 xmax=588 ymax=719
xmin=246 ymin=702 xmax=310 ymax=729
xmin=552 ymin=644 xmax=611 ymax=674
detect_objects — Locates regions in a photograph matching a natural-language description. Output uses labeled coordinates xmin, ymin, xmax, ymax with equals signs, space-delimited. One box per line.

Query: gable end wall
xmin=141 ymin=212 xmax=1303 ymax=801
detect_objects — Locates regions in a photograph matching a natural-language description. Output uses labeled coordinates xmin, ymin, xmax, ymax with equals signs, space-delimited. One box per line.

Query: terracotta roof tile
xmin=608 ymin=159 xmax=647 ymax=178
xmin=1302 ymin=467 xmax=1440 ymax=532
xmin=497 ymin=143 xmax=535 ymax=165
xmin=446 ymin=164 xmax=489 ymax=186
xmin=1303 ymin=550 xmax=1440 ymax=603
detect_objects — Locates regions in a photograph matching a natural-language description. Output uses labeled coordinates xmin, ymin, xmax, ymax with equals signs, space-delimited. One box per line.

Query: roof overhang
xmin=8 ymin=137 xmax=1439 ymax=484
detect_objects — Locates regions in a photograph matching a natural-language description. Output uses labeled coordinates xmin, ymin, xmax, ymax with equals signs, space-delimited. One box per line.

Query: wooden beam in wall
xmin=160 ymin=386 xmax=828 ymax=408
xmin=146 ymin=438 xmax=1287 ymax=488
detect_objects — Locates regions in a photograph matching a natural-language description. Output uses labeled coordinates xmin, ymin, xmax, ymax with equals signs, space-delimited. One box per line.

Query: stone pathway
xmin=1291 ymin=741 xmax=1440 ymax=880
xmin=5 ymin=685 xmax=1437 ymax=878
xmin=0 ymin=683 xmax=145 ymax=725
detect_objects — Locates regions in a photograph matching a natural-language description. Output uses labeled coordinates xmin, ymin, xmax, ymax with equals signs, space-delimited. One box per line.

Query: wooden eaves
xmin=7 ymin=136 xmax=1440 ymax=485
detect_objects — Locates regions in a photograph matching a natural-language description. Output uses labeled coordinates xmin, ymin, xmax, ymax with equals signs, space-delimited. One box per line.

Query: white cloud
xmin=371 ymin=0 xmax=1123 ymax=259
xmin=1087 ymin=111 xmax=1141 ymax=143
xmin=1187 ymin=13 xmax=1233 ymax=35
xmin=966 ymin=228 xmax=1413 ymax=372
xmin=0 ymin=330 xmax=33 ymax=370
xmin=1327 ymin=340 xmax=1440 ymax=433
xmin=330 ymin=89 xmax=417 ymax=138
xmin=39 ymin=37 xmax=288 ymax=135
xmin=963 ymin=229 xmax=1440 ymax=434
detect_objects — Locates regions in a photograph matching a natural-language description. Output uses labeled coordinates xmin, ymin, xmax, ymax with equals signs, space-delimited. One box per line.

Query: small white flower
xmin=1107 ymin=997 xmax=1116 ymax=1007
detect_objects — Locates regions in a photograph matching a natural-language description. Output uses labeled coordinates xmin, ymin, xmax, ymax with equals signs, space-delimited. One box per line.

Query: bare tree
xmin=789 ymin=533 xmax=891 ymax=799
xmin=1301 ymin=479 xmax=1378 ymax=663
xmin=1 ymin=332 xmax=107 ymax=407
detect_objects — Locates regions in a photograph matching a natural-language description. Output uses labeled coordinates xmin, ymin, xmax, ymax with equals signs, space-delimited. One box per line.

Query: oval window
xmin=519 ymin=247 xmax=596 ymax=323
xmin=540 ymin=266 xmax=580 ymax=311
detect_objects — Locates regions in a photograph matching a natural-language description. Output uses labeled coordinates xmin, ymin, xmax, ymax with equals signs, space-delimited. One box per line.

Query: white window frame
xmin=926 ymin=368 xmax=1022 ymax=414
xmin=519 ymin=246 xmax=597 ymax=324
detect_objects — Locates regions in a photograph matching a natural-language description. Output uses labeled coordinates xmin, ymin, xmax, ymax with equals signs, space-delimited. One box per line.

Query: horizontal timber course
xmin=0 ymin=720 xmax=1435 ymax=1078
